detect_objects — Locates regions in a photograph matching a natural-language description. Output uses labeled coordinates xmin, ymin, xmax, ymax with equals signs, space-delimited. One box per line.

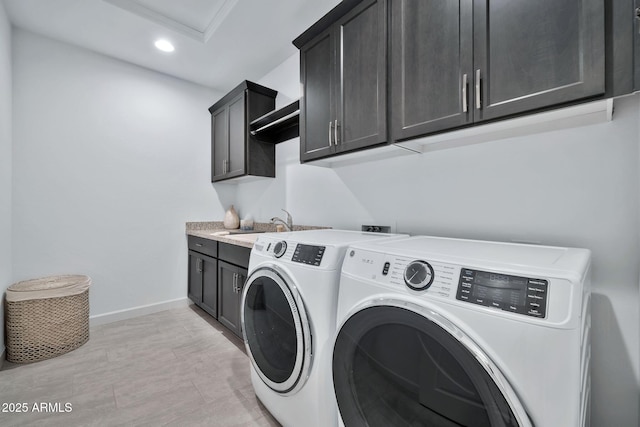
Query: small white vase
xmin=223 ymin=205 xmax=240 ymax=229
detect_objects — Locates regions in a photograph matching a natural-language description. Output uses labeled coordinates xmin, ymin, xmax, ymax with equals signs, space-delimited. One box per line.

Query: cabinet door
xmin=473 ymin=0 xmax=604 ymax=122
xmin=187 ymin=251 xmax=203 ymax=305
xmin=300 ymin=28 xmax=336 ymax=162
xmin=390 ymin=0 xmax=473 ymax=141
xmin=227 ymin=92 xmax=246 ymax=178
xmin=200 ymin=256 xmax=217 ymax=319
xmin=218 ymin=261 xmax=245 ymax=338
xmin=211 ymin=106 xmax=228 ymax=181
xmin=336 ymin=0 xmax=387 ymax=152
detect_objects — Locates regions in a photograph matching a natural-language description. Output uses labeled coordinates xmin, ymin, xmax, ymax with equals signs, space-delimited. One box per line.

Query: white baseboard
xmin=89 ymin=297 xmax=190 ymax=327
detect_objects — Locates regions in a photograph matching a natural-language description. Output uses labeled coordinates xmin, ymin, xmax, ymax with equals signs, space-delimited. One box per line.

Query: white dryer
xmin=333 ymin=236 xmax=591 ymax=427
xmin=241 ymin=229 xmax=406 ymax=427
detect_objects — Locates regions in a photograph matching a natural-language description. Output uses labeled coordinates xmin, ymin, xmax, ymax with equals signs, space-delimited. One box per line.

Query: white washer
xmin=333 ymin=236 xmax=591 ymax=427
xmin=241 ymin=229 xmax=406 ymax=427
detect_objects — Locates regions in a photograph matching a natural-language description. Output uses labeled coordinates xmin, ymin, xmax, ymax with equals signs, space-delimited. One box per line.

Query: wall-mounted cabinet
xmin=209 ymin=81 xmax=277 ymax=182
xmin=293 ymin=0 xmax=639 ymax=166
xmin=390 ymin=0 xmax=605 ymax=143
xmin=294 ymin=0 xmax=387 ymax=163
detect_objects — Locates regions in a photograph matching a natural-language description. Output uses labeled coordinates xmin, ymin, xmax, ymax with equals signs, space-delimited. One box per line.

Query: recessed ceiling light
xmin=154 ymin=39 xmax=175 ymax=53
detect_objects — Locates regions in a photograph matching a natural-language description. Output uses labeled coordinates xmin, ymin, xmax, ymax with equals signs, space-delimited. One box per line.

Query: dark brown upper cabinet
xmin=390 ymin=0 xmax=605 ymax=143
xmin=390 ymin=1 xmax=474 ymax=141
xmin=294 ymin=0 xmax=387 ymax=163
xmin=209 ymin=81 xmax=277 ymax=182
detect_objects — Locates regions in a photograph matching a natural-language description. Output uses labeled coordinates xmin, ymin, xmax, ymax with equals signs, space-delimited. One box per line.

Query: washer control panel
xmin=456 ymin=268 xmax=548 ymax=318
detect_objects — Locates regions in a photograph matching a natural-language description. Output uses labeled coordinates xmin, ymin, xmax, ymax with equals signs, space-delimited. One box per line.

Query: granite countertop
xmin=186 ymin=221 xmax=328 ymax=248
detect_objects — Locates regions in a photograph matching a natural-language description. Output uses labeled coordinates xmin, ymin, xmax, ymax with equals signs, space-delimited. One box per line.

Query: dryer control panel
xmin=456 ymin=268 xmax=548 ymax=318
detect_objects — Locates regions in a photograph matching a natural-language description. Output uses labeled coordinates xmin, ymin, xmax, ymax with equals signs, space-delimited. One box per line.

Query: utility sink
xmin=225 ymin=233 xmax=263 ymax=244
xmin=208 ymin=230 xmax=265 ymax=245
xmin=208 ymin=230 xmax=265 ymax=237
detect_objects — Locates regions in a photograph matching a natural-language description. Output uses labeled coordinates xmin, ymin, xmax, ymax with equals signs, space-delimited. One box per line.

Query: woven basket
xmin=5 ymin=275 xmax=91 ymax=364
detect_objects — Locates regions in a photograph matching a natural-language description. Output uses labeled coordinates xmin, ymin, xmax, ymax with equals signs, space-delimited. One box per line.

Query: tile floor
xmin=0 ymin=305 xmax=280 ymax=426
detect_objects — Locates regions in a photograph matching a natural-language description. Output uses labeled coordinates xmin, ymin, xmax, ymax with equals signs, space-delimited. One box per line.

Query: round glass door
xmin=242 ymin=267 xmax=311 ymax=394
xmin=333 ymin=303 xmax=530 ymax=427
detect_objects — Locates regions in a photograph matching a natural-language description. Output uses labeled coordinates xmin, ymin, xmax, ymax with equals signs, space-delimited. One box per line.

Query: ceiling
xmin=3 ymin=0 xmax=340 ymax=92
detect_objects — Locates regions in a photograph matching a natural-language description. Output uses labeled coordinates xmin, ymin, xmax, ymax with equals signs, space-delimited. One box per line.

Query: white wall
xmin=0 ymin=0 xmax=12 ymax=358
xmin=11 ymin=29 xmax=231 ymax=318
xmin=240 ymin=53 xmax=640 ymax=426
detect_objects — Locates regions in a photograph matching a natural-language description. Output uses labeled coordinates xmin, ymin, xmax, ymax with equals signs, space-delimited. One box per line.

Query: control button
xmin=404 ymin=260 xmax=435 ymax=291
xmin=273 ymin=241 xmax=287 ymax=258
xmin=382 ymin=262 xmax=390 ymax=276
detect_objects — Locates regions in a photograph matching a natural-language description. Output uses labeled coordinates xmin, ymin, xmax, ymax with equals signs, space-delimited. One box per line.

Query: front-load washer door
xmin=242 ymin=266 xmax=312 ymax=395
xmin=333 ymin=302 xmax=531 ymax=427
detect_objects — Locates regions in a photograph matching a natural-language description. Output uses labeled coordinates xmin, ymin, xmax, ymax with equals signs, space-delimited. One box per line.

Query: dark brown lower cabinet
xmin=188 ymin=251 xmax=204 ymax=305
xmin=217 ymin=260 xmax=248 ymax=339
xmin=188 ymin=252 xmax=218 ymax=318
xmin=187 ymin=237 xmax=250 ymax=338
xmin=200 ymin=256 xmax=218 ymax=318
xmin=188 ymin=236 xmax=218 ymax=319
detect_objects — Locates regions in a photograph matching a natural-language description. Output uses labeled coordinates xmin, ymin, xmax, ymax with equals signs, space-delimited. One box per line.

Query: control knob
xmin=273 ymin=241 xmax=287 ymax=258
xmin=404 ymin=260 xmax=435 ymax=291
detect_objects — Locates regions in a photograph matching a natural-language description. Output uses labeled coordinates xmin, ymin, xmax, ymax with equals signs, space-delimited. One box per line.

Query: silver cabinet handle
xmin=334 ymin=119 xmax=339 ymax=145
xmin=328 ymin=121 xmax=333 ymax=147
xmin=462 ymin=73 xmax=468 ymax=113
xmin=197 ymin=258 xmax=203 ymax=273
xmin=475 ymin=69 xmax=482 ymax=110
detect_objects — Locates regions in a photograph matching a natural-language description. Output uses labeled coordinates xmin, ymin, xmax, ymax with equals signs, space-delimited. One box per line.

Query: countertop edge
xmin=186 ymin=222 xmax=331 ymax=249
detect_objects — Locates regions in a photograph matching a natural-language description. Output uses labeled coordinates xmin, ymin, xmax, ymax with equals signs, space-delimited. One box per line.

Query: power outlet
xmin=361 ymin=225 xmax=391 ymax=233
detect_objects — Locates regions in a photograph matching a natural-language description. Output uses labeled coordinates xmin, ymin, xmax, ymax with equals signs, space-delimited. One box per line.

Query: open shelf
xmin=250 ymin=100 xmax=299 ymax=144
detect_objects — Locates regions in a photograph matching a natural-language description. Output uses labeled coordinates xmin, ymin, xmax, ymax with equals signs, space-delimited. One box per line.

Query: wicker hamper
xmin=5 ymin=275 xmax=91 ymax=364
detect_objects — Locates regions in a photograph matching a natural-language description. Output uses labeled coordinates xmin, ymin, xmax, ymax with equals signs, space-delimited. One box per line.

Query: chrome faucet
xmin=270 ymin=209 xmax=293 ymax=232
